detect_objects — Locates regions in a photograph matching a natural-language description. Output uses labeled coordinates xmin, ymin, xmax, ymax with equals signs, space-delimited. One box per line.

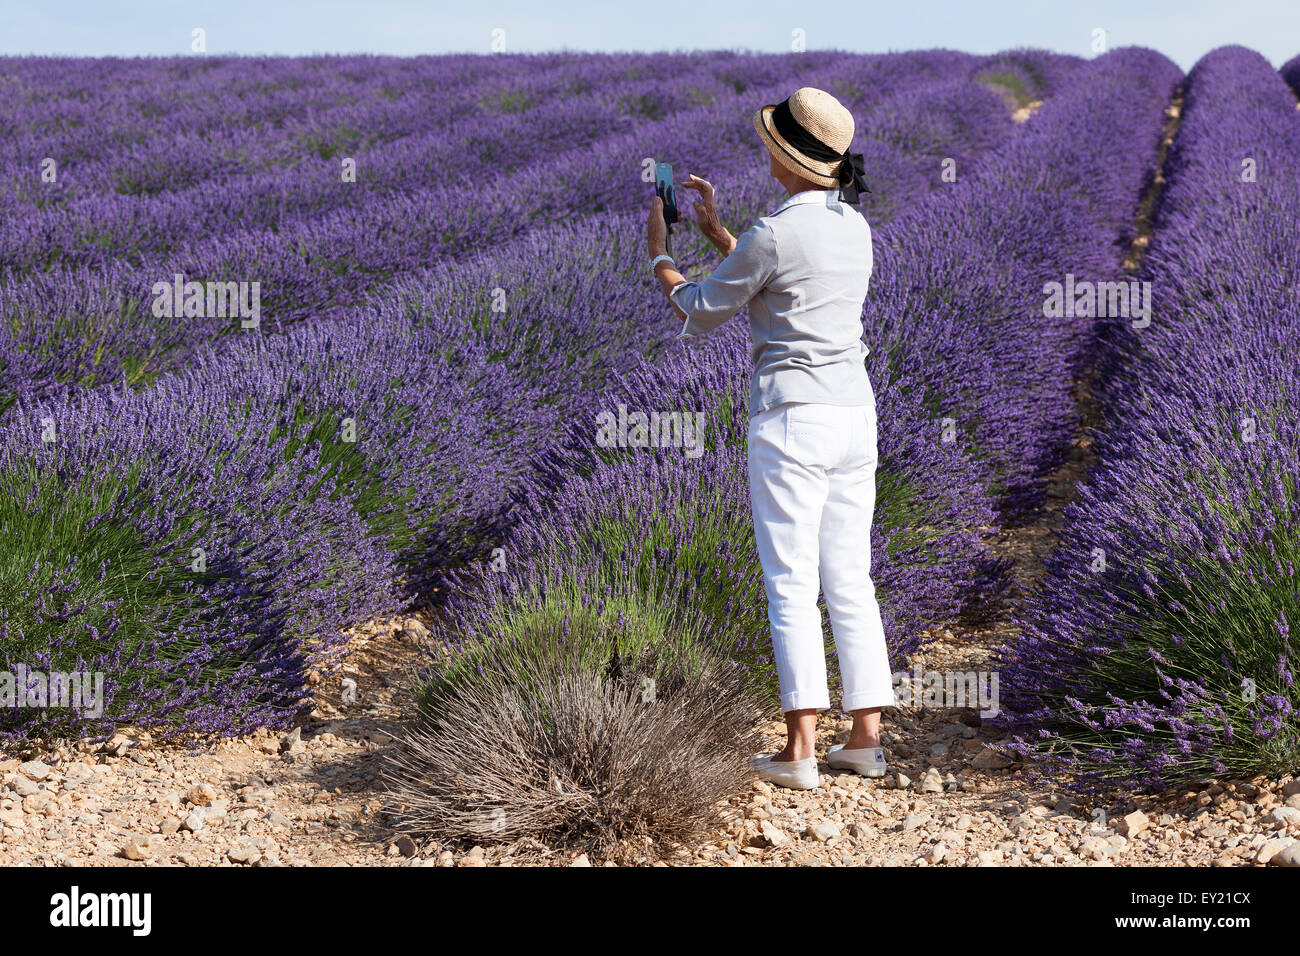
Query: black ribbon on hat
xmin=769 ymin=98 xmax=870 ymax=205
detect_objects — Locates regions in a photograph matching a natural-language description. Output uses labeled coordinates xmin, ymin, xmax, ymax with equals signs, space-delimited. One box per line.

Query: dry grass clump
xmin=384 ymin=594 xmax=762 ymax=861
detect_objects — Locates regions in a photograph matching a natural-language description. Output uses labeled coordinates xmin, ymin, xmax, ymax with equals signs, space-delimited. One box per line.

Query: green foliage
xmin=416 ymin=579 xmax=717 ymax=717
xmin=975 ymin=68 xmax=1036 ymax=109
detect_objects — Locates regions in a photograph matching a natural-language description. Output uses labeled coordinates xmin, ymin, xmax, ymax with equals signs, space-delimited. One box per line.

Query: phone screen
xmin=655 ymin=161 xmax=678 ymax=225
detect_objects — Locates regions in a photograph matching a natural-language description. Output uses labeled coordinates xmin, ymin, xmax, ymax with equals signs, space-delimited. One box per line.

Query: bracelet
xmin=650 ymin=254 xmax=675 ymax=274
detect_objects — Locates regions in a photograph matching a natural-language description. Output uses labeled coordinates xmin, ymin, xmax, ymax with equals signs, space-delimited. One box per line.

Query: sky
xmin=0 ymin=0 xmax=1297 ymax=70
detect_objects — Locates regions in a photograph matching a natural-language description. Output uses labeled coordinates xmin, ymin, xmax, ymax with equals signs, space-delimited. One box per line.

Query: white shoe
xmin=749 ymin=754 xmax=819 ymax=790
xmin=826 ymin=744 xmax=887 ymax=777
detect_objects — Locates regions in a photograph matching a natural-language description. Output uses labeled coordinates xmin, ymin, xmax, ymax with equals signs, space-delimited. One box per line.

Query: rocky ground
xmin=0 ymin=618 xmax=420 ymax=867
xmin=4 ymin=615 xmax=1298 ymax=867
xmin=686 ymin=747 xmax=1300 ymax=869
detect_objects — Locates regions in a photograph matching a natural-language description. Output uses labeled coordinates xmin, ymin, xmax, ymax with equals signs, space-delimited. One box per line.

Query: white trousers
xmin=746 ymin=398 xmax=896 ymax=713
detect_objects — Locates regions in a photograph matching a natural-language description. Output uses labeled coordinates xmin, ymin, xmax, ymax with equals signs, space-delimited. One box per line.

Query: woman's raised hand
xmin=682 ymin=173 xmax=720 ymax=233
xmin=682 ymin=174 xmax=736 ymax=255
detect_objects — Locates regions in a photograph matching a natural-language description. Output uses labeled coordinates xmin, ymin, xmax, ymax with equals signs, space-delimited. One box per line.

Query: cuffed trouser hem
xmin=780 ymin=692 xmax=832 ymax=713
xmin=840 ymin=690 xmax=896 ymax=713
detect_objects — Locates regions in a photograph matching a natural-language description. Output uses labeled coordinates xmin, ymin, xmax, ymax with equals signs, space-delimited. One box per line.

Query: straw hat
xmin=753 ymin=87 xmax=856 ymax=188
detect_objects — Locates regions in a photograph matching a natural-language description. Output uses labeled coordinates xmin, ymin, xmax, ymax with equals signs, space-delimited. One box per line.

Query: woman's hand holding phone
xmin=647 ymin=196 xmax=669 ymax=258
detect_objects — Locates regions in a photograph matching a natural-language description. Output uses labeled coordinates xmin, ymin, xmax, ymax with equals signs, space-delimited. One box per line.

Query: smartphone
xmin=655 ymin=161 xmax=678 ymax=226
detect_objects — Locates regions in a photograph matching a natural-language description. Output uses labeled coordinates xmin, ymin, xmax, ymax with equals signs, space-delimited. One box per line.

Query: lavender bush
xmin=1279 ymin=52 xmax=1300 ymax=95
xmin=0 ymin=307 xmax=540 ymax=744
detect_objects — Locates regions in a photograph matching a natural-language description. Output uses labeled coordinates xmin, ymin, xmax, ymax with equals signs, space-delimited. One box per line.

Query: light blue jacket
xmin=671 ymin=188 xmax=874 ymax=415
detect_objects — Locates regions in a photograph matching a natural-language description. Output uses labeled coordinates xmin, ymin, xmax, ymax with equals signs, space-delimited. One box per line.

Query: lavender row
xmin=994 ymin=46 xmax=1300 ymax=793
xmin=0 ymin=304 xmax=550 ymax=746
xmin=0 ymin=52 xmax=759 ymax=204
xmin=0 ymin=67 xmax=818 ymax=410
xmin=0 ymin=49 xmax=1042 ymax=274
xmin=874 ymin=47 xmax=1181 ymax=521
xmin=0 ymin=56 xmax=770 ymax=243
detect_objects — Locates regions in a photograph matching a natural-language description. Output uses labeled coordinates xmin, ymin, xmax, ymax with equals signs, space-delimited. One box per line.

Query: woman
xmin=645 ymin=87 xmax=895 ymax=790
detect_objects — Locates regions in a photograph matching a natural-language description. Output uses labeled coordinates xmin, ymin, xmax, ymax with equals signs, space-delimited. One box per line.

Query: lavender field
xmin=1 ymin=43 xmax=1298 ymax=847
